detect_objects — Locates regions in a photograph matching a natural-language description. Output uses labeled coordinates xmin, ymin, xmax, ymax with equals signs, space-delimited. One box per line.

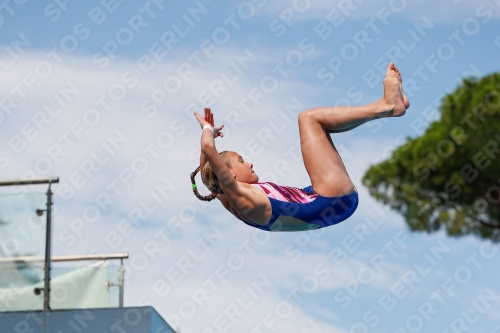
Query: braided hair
xmin=191 ymin=151 xmax=232 ymax=201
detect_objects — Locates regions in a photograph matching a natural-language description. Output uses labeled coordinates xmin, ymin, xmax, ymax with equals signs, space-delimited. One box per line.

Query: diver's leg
xmin=327 ymin=64 xmax=410 ymax=133
xmin=298 ymin=114 xmax=355 ymax=197
xmin=298 ymin=63 xmax=408 ymax=197
xmin=316 ymin=63 xmax=407 ymax=132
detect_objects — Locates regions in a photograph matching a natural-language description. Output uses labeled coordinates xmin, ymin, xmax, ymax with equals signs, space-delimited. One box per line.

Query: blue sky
xmin=1 ymin=0 xmax=500 ymax=332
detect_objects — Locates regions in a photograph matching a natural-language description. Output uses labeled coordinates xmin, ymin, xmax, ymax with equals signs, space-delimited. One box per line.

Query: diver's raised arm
xmin=198 ymin=108 xmax=223 ymax=171
xmin=193 ymin=109 xmax=261 ymax=216
xmin=194 ymin=111 xmax=242 ymax=199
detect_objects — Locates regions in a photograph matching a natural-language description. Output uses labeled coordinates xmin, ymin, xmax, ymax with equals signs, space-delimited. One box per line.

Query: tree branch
xmin=474 ymin=216 xmax=500 ymax=229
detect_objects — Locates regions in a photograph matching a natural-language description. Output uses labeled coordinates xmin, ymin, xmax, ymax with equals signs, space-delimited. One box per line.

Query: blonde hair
xmin=190 ymin=151 xmax=232 ymax=201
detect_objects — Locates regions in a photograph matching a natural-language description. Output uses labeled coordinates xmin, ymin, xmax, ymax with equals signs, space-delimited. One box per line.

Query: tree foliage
xmin=362 ymin=73 xmax=500 ymax=242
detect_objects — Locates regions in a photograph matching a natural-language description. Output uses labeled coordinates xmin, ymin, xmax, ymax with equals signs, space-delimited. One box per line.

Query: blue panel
xmin=151 ymin=308 xmax=176 ymax=333
xmin=0 ymin=306 xmax=175 ymax=333
xmin=0 ymin=311 xmax=43 ymax=333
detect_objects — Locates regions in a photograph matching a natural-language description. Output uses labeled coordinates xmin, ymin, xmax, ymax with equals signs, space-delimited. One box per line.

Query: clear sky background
xmin=1 ymin=0 xmax=500 ymax=332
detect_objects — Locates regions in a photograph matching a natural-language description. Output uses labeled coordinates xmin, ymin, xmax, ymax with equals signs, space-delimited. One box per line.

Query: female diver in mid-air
xmin=190 ymin=63 xmax=409 ymax=232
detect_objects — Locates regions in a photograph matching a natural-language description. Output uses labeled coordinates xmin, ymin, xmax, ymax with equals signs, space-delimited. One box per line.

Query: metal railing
xmin=0 ymin=177 xmax=60 ymax=186
xmin=0 ymin=253 xmax=129 ymax=263
xmin=0 ymin=176 xmax=59 ymax=313
xmin=0 ymin=253 xmax=129 ymax=307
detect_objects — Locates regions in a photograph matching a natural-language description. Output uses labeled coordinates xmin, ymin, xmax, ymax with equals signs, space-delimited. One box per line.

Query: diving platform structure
xmin=0 ymin=177 xmax=175 ymax=332
xmin=0 ymin=306 xmax=174 ymax=333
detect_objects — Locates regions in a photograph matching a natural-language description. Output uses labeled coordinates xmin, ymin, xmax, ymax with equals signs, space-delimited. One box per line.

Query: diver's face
xmin=228 ymin=152 xmax=258 ymax=184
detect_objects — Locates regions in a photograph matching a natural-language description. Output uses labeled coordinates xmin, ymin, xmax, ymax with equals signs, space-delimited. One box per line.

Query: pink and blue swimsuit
xmin=230 ymin=182 xmax=358 ymax=232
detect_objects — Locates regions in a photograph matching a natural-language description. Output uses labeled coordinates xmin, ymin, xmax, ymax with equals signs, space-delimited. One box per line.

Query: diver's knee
xmin=298 ymin=108 xmax=317 ymax=124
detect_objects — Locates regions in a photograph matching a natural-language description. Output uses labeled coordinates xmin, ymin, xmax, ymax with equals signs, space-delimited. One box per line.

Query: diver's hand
xmin=194 ymin=107 xmax=224 ymax=138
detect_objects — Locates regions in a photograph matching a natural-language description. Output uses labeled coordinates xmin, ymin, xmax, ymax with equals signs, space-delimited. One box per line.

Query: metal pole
xmin=119 ymin=259 xmax=124 ymax=307
xmin=0 ymin=252 xmax=129 ymax=263
xmin=43 ymin=182 xmax=53 ymax=312
xmin=0 ymin=176 xmax=59 ymax=186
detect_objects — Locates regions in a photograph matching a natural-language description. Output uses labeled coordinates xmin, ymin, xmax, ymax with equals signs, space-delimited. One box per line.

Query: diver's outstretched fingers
xmin=194 ymin=111 xmax=210 ymax=129
xmin=204 ymin=107 xmax=215 ymax=127
xmin=207 ymin=108 xmax=224 ymax=138
xmin=204 ymin=107 xmax=210 ymax=122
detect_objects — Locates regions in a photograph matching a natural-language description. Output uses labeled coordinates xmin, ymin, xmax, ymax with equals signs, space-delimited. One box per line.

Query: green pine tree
xmin=363 ymin=73 xmax=500 ymax=242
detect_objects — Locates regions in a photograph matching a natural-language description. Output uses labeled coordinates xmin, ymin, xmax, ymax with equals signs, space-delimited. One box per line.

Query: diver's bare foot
xmin=401 ymin=89 xmax=410 ymax=110
xmin=382 ymin=62 xmax=406 ymax=117
xmin=393 ymin=65 xmax=410 ymax=109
